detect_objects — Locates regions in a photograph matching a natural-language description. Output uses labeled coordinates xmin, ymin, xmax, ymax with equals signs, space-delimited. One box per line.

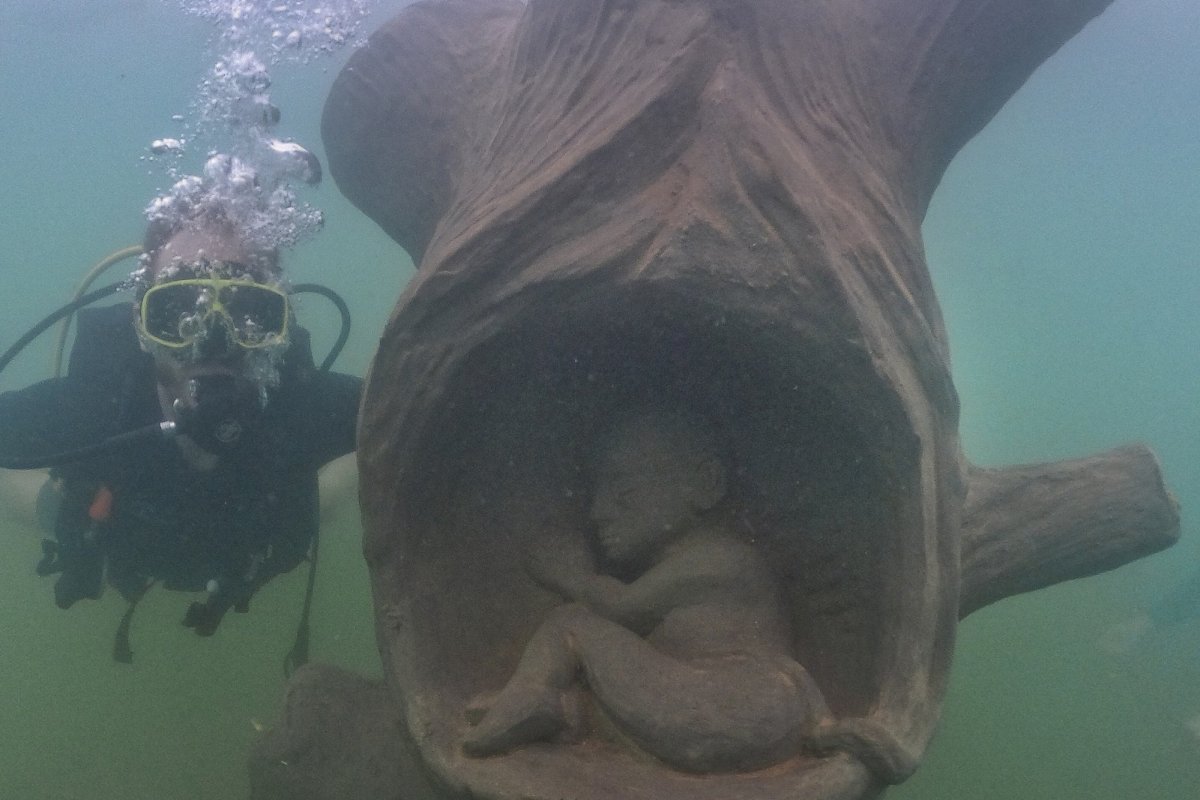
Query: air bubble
xmin=150 ymin=138 xmax=185 ymax=155
xmin=144 ymin=1 xmax=372 ymax=259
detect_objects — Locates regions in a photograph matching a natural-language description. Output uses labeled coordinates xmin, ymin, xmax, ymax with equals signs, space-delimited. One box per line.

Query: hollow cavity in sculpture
xmin=464 ymin=409 xmax=832 ymax=772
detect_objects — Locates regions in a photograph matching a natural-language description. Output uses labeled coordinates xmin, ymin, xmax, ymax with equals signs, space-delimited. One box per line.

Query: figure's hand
xmin=524 ymin=534 xmax=595 ymax=599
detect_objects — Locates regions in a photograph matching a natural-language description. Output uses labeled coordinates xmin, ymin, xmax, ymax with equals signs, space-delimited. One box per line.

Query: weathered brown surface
xmin=249 ymin=0 xmax=1180 ymax=798
xmin=248 ymin=664 xmax=428 ymax=800
xmin=960 ymin=444 xmax=1179 ymax=617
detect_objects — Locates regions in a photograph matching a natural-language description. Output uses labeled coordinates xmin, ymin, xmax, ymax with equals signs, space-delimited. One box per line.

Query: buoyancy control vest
xmin=30 ymin=303 xmax=325 ymax=662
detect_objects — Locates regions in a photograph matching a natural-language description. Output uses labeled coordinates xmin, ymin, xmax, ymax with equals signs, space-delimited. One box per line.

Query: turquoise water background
xmin=0 ymin=1 xmax=1196 ymax=797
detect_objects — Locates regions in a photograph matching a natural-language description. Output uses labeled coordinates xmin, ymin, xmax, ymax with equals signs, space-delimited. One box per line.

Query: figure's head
xmin=588 ymin=410 xmax=729 ymax=564
xmin=134 ymin=210 xmax=290 ymax=406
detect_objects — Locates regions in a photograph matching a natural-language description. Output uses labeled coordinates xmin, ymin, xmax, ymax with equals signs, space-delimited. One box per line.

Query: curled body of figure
xmin=464 ymin=412 xmax=830 ymax=772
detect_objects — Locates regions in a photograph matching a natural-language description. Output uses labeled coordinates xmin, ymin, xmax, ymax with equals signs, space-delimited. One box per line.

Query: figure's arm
xmin=586 ymin=543 xmax=760 ymax=632
xmin=569 ymin=566 xmax=687 ymax=633
xmin=524 ymin=535 xmax=671 ymax=630
xmin=530 ymin=532 xmax=744 ymax=633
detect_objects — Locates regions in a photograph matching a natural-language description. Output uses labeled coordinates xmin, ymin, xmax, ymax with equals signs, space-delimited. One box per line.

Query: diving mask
xmin=139 ymin=276 xmax=289 ymax=351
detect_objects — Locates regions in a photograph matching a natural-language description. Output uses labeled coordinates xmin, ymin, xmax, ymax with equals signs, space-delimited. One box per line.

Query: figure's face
xmin=588 ymin=431 xmax=709 ymax=564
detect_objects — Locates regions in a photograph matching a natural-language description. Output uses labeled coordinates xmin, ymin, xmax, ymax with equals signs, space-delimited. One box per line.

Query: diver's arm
xmin=304 ymin=371 xmax=361 ymax=521
xmin=318 ymin=452 xmax=358 ymax=524
xmin=0 ymin=467 xmax=52 ymax=531
xmin=0 ymin=377 xmax=118 ymax=468
xmin=304 ymin=370 xmax=362 ymax=467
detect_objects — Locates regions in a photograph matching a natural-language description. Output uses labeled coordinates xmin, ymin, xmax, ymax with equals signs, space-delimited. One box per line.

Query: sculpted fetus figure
xmin=464 ymin=411 xmax=830 ymax=772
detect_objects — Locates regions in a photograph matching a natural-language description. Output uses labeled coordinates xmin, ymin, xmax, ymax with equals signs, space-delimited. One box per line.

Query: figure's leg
xmin=464 ymin=603 xmax=825 ymax=771
xmin=582 ymin=648 xmax=825 ymax=771
xmin=463 ymin=602 xmax=607 ymax=756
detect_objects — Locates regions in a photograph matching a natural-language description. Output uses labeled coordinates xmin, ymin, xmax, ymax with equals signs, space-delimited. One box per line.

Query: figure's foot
xmin=462 ymin=684 xmax=566 ymax=757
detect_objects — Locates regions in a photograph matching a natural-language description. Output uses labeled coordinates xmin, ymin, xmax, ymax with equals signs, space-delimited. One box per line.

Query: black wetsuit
xmin=0 ymin=303 xmax=360 ymax=638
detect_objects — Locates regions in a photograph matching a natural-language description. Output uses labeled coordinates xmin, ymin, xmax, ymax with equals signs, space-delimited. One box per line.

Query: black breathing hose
xmin=291 ymin=282 xmax=351 ymax=372
xmin=0 ymin=423 xmax=176 ymax=470
xmin=0 ymin=282 xmax=124 ymax=377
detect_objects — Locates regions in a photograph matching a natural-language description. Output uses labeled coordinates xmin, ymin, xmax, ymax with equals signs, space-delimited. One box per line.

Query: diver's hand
xmin=0 ymin=467 xmax=54 ymax=532
xmin=524 ymin=533 xmax=595 ymax=599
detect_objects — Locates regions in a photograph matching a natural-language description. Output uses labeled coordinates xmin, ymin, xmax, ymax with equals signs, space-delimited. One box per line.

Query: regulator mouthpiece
xmin=173 ymin=373 xmax=264 ymax=453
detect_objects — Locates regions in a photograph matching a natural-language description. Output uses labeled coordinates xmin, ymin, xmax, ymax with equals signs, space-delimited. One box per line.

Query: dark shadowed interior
xmin=385 ymin=283 xmax=923 ymax=742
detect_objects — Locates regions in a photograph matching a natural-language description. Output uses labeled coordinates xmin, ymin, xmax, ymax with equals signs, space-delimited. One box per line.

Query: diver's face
xmin=588 ymin=435 xmax=701 ymax=565
xmin=142 ymin=228 xmax=282 ymax=405
xmin=147 ymin=228 xmax=256 ymax=365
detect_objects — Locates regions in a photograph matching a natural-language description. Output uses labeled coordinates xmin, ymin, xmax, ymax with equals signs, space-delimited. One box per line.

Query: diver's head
xmin=145 ymin=211 xmax=272 ymax=270
xmin=135 ymin=211 xmax=291 ymax=443
xmin=137 ymin=213 xmax=287 ymax=355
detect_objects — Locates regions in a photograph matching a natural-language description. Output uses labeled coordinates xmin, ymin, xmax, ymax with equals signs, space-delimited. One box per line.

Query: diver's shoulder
xmin=76 ymin=302 xmax=135 ymax=333
xmin=66 ymin=303 xmax=144 ymax=382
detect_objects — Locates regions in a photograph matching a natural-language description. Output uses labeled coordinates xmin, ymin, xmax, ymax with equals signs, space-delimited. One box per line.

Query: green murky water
xmin=901 ymin=1 xmax=1200 ymax=795
xmin=0 ymin=1 xmax=1196 ymax=797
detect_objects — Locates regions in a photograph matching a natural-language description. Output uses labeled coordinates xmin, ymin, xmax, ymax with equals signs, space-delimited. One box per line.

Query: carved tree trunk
xmin=250 ymin=1 xmax=1179 ymax=798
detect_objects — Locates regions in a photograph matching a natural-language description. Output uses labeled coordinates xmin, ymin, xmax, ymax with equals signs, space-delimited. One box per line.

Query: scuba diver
xmin=0 ymin=204 xmax=361 ymax=668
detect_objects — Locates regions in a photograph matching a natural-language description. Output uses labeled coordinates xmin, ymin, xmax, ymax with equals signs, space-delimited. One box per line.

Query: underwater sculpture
xmin=248 ymin=0 xmax=1180 ymax=798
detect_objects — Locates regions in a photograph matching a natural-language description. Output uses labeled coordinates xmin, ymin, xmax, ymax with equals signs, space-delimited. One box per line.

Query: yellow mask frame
xmin=139 ymin=277 xmax=290 ymax=350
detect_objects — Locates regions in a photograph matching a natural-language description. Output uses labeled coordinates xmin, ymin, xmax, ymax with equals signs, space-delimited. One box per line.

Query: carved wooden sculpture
xmin=249 ymin=1 xmax=1180 ymax=798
